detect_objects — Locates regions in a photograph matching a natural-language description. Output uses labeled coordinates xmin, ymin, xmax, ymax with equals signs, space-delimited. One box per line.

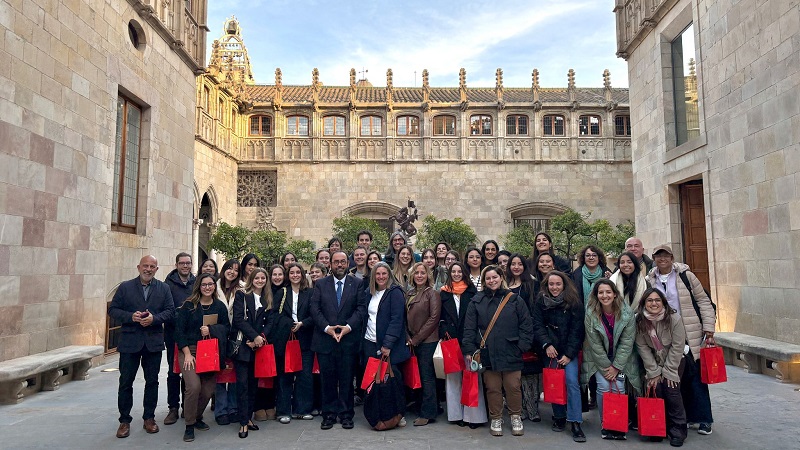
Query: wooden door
xmin=679 ymin=182 xmax=710 ymax=291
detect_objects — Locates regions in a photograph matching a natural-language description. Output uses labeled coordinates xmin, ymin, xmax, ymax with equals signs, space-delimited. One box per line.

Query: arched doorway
xmin=198 ymin=192 xmax=213 ymax=264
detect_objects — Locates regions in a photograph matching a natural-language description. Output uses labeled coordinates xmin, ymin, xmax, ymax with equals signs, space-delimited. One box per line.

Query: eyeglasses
xmin=200 ymin=283 xmax=216 ymax=288
xmin=584 ymin=254 xmax=598 ymax=259
xmin=445 ymin=257 xmax=457 ymax=262
xmin=177 ymin=262 xmax=192 ymax=266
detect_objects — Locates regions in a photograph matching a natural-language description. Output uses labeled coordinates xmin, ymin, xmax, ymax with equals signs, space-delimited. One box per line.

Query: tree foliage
xmin=331 ymin=215 xmax=389 ymax=254
xmin=416 ymin=214 xmax=478 ymax=254
xmin=500 ymin=209 xmax=635 ymax=261
xmin=207 ymin=222 xmax=318 ymax=266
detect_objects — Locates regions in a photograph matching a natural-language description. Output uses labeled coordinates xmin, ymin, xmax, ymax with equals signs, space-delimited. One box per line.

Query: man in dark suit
xmin=108 ymin=255 xmax=175 ymax=438
xmin=310 ymin=251 xmax=366 ymax=430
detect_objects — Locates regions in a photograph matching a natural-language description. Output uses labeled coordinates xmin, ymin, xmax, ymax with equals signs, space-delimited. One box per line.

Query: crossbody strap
xmin=479 ymin=292 xmax=514 ymax=348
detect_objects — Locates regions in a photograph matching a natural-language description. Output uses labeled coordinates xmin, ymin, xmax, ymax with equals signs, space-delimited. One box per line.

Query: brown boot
xmin=143 ymin=418 xmax=160 ymax=434
xmin=265 ymin=408 xmax=277 ymax=420
xmin=164 ymin=407 xmax=179 ymax=425
xmin=253 ymin=409 xmax=268 ymax=421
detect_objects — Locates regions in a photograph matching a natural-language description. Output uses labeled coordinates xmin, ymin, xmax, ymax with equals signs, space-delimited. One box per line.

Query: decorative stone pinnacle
xmin=603 ymin=69 xmax=611 ymax=90
xmin=350 ymin=68 xmax=356 ymax=88
xmin=568 ymin=69 xmax=576 ymax=89
xmin=275 ymin=68 xmax=282 ymax=88
xmin=422 ymin=69 xmax=429 ymax=89
xmin=532 ymin=69 xmax=540 ymax=90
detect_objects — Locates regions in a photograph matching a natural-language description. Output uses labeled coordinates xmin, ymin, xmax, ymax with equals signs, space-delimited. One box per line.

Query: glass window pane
xmin=324 ymin=116 xmax=333 ymax=136
xmin=590 ymin=116 xmax=600 ymax=135
xmin=372 ymin=117 xmax=381 ymax=135
xmin=446 ymin=117 xmax=455 ymax=135
xmin=361 ymin=117 xmax=370 ymax=135
xmin=112 ymin=97 xmax=124 ymax=223
xmin=409 ymin=117 xmax=419 ymax=135
xmin=250 ymin=116 xmax=260 ymax=135
xmin=122 ymin=103 xmax=140 ymax=226
xmin=544 ymin=116 xmax=552 ymax=135
xmin=287 ymin=117 xmax=297 ymax=135
xmin=554 ymin=116 xmax=564 ymax=135
xmin=397 ymin=117 xmax=407 ymax=135
xmin=336 ymin=117 xmax=345 ymax=135
xmin=518 ymin=116 xmax=527 ymax=135
xmin=298 ymin=117 xmax=308 ymax=135
xmin=672 ymin=23 xmax=699 ymax=145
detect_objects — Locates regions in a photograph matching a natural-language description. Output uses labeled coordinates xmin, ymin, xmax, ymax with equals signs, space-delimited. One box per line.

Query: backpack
xmin=678 ymin=271 xmax=716 ymax=325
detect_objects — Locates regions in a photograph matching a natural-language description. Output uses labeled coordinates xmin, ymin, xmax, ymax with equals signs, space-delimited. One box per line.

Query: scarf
xmin=441 ymin=280 xmax=467 ymax=295
xmin=542 ymin=292 xmax=565 ymax=309
xmin=643 ymin=309 xmax=666 ymax=350
xmin=581 ymin=265 xmax=603 ymax=303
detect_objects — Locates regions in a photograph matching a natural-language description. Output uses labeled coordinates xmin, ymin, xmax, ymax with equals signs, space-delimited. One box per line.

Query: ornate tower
xmin=208 ymin=16 xmax=255 ymax=85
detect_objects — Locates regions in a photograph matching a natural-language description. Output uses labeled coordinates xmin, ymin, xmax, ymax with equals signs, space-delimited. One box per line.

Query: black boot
xmin=571 ymin=422 xmax=586 ymax=442
xmin=183 ymin=425 xmax=195 ymax=442
xmin=551 ymin=417 xmax=566 ymax=432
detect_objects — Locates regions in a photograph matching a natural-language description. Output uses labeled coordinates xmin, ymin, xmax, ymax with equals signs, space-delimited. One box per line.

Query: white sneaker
xmin=511 ymin=415 xmax=524 ymax=436
xmin=490 ymin=419 xmax=503 ymax=436
xmin=398 ymin=417 xmax=407 ymax=427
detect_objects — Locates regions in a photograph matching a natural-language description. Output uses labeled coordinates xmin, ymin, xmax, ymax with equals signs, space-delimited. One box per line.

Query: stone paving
xmin=0 ymin=358 xmax=797 ymax=449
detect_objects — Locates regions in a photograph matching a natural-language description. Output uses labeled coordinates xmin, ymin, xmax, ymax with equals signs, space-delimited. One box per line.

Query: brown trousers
xmin=179 ymin=347 xmax=217 ymax=426
xmin=483 ymin=370 xmax=522 ymax=420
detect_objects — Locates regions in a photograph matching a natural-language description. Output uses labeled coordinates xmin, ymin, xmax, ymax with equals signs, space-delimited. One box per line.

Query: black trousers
xmin=318 ymin=344 xmax=358 ymax=420
xmin=118 ymin=349 xmax=162 ymax=423
xmin=654 ymin=378 xmax=688 ymax=440
xmin=234 ymin=359 xmax=257 ymax=426
xmin=164 ymin=327 xmax=185 ymax=409
xmin=414 ymin=341 xmax=439 ymax=419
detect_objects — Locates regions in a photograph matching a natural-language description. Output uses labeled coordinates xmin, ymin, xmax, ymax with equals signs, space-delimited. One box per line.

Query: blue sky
xmin=207 ymin=1 xmax=628 ymax=89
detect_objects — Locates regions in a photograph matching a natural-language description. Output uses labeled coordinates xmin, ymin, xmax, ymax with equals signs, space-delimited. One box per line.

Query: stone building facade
xmin=0 ymin=0 xmax=207 ymax=361
xmin=193 ymin=19 xmax=635 ymax=260
xmin=614 ymin=0 xmax=800 ymax=343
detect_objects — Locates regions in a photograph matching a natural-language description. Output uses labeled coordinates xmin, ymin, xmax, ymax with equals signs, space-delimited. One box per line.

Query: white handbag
xmin=433 ymin=340 xmax=445 ymax=379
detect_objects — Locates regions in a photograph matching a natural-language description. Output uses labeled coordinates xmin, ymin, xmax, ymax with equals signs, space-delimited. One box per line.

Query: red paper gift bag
xmin=216 ymin=359 xmax=236 ymax=383
xmin=543 ymin=360 xmax=567 ymax=405
xmin=173 ymin=343 xmax=181 ymax=374
xmin=255 ymin=344 xmax=277 ymax=378
xmin=257 ymin=377 xmax=274 ymax=388
xmin=195 ymin=337 xmax=220 ymax=373
xmin=284 ymin=334 xmax=303 ymax=373
xmin=602 ymin=383 xmax=629 ymax=433
xmin=441 ymin=336 xmax=466 ymax=374
xmin=312 ymin=354 xmax=320 ymax=374
xmin=460 ymin=369 xmax=479 ymax=407
xmin=402 ymin=355 xmax=422 ymax=389
xmin=700 ymin=346 xmax=727 ymax=384
xmin=637 ymin=388 xmax=667 ymax=438
xmin=361 ymin=356 xmax=389 ymax=391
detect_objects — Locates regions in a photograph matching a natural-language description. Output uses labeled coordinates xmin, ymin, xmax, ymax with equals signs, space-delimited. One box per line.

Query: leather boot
xmin=571 ymin=422 xmax=586 ymax=442
xmin=164 ymin=407 xmax=179 ymax=425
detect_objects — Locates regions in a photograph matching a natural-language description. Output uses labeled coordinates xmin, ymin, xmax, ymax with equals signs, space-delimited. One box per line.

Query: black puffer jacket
xmin=463 ymin=288 xmax=534 ymax=372
xmin=531 ymin=293 xmax=585 ymax=361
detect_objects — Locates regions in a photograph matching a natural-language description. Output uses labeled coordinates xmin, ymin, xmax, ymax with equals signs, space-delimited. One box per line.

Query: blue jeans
xmin=214 ymin=382 xmax=238 ymax=419
xmin=551 ymin=358 xmax=582 ymax=423
xmin=595 ymin=372 xmax=625 ymax=423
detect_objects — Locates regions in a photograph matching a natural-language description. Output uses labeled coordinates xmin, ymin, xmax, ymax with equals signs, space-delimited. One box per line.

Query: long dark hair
xmin=199 ymin=258 xmax=219 ymax=278
xmin=445 ymin=262 xmax=475 ymax=291
xmin=540 ymin=270 xmax=580 ymax=309
xmin=533 ymin=252 xmax=555 ymax=281
xmin=507 ymin=253 xmax=536 ymax=304
xmin=239 ymin=253 xmax=260 ymax=284
xmin=635 ymin=288 xmax=675 ymax=338
xmin=285 ymin=263 xmax=310 ymax=291
xmin=435 ymin=242 xmax=451 ymax=266
xmin=617 ymin=251 xmax=642 ymax=304
xmin=218 ymin=259 xmax=240 ymax=299
xmin=530 ymin=231 xmax=555 ymax=261
xmin=481 ymin=240 xmax=500 ymax=266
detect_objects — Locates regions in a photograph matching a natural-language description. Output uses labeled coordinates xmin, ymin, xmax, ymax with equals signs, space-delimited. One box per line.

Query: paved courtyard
xmin=0 ymin=358 xmax=797 ymax=449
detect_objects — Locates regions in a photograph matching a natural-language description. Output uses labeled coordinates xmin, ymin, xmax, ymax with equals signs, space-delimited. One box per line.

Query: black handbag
xmin=363 ymin=356 xmax=405 ymax=431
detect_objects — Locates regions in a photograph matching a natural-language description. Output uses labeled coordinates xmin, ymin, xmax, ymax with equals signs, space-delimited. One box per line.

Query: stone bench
xmin=0 ymin=345 xmax=104 ymax=404
xmin=715 ymin=332 xmax=800 ymax=383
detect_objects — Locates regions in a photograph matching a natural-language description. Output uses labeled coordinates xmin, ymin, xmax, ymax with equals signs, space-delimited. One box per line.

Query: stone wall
xmin=233 ymin=161 xmax=635 ymax=248
xmin=0 ymin=0 xmax=202 ymax=361
xmin=618 ymin=0 xmax=800 ymax=343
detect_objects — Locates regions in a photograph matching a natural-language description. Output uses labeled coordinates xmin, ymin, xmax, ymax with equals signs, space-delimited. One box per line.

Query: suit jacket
xmin=231 ymin=290 xmax=268 ymax=362
xmin=310 ymin=274 xmax=366 ymax=354
xmin=108 ymin=277 xmax=175 ymax=353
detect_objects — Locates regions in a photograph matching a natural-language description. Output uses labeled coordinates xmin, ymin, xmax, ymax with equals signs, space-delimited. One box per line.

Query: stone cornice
xmin=127 ymin=0 xmax=205 ymax=74
xmin=614 ymin=0 xmax=679 ymax=60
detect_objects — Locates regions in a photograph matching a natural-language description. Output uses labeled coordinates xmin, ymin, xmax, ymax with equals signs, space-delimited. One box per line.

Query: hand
xmin=557 ymin=355 xmax=571 ymax=366
xmin=326 ymin=327 xmax=338 ymax=339
xmin=253 ymin=335 xmax=265 ymax=348
xmin=200 ymin=326 xmax=210 ymax=337
xmin=604 ymin=270 xmax=613 ymax=278
xmin=647 ymin=376 xmax=661 ymax=389
xmin=604 ymin=366 xmax=620 ymax=381
xmin=465 ymin=355 xmax=472 ymax=366
xmin=337 ymin=326 xmax=350 ymax=340
xmin=380 ymin=346 xmax=391 ymax=357
xmin=183 ymin=354 xmax=195 ymax=371
xmin=246 ymin=340 xmax=255 ymax=349
xmin=140 ymin=311 xmax=154 ymax=327
xmin=291 ymin=322 xmax=303 ymax=332
xmin=132 ymin=311 xmax=142 ymax=323
xmin=704 ymin=332 xmax=716 ymax=346
xmin=666 ymin=378 xmax=679 ymax=389
xmin=545 ymin=345 xmax=558 ymax=359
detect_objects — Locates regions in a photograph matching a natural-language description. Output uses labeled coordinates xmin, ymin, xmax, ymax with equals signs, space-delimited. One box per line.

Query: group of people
xmin=108 ymin=231 xmax=717 ymax=447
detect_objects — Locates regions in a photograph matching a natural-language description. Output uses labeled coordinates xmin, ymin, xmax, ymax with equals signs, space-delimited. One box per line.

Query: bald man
xmin=108 ymin=255 xmax=175 ymax=438
xmin=625 ymin=237 xmax=654 ymax=273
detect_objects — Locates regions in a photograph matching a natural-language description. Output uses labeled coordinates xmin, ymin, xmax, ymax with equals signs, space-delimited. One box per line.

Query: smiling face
xmin=176 ymin=255 xmax=192 ymax=277
xmin=199 ymin=277 xmax=217 ymax=297
xmin=483 ymin=269 xmax=503 ymax=291
xmin=331 ymin=252 xmax=349 ymax=278
xmin=645 ymin=292 xmax=665 ymax=315
xmin=288 ymin=266 xmax=303 ymax=285
xmin=450 ymin=264 xmax=463 ymax=283
xmin=466 ymin=250 xmax=482 ymax=269
xmin=537 ymin=254 xmax=554 ymax=274
xmin=271 ymin=267 xmax=284 ymax=286
xmin=358 ymin=233 xmax=372 ymax=249
xmin=367 ymin=252 xmax=380 ymax=269
xmin=224 ymin=263 xmax=239 ymax=282
xmin=353 ymin=248 xmax=367 ymax=266
xmin=535 ymin=234 xmax=551 ymax=252
xmin=547 ymin=274 xmax=564 ymax=297
xmin=483 ymin=242 xmax=498 ymax=261
xmin=596 ymin=283 xmax=616 ymax=311
xmin=619 ymin=255 xmax=635 ymax=276
xmin=244 ymin=258 xmax=258 ymax=276
xmin=137 ymin=255 xmax=159 ymax=283
xmin=309 ymin=267 xmax=324 ymax=282
xmin=583 ymin=248 xmax=599 ymax=269
xmin=252 ymin=272 xmax=267 ymax=290
xmin=398 ymin=248 xmax=413 ymax=265
xmin=282 ymin=253 xmax=296 ymax=268
xmin=392 ymin=235 xmax=405 ymax=251
xmin=200 ymin=260 xmax=216 ymax=275
xmin=509 ymin=257 xmax=524 ymax=277
xmin=436 ymin=244 xmax=449 ymax=258
xmin=413 ymin=265 xmax=428 ymax=288
xmin=625 ymin=238 xmax=644 ymax=259
xmin=445 ymin=252 xmax=459 ymax=268
xmin=328 ymin=241 xmax=342 ymax=253
xmin=497 ymin=254 xmax=509 ymax=269
xmin=654 ymin=251 xmax=673 ymax=273
xmin=317 ymin=251 xmax=331 ymax=268
xmin=374 ymin=266 xmax=390 ymax=290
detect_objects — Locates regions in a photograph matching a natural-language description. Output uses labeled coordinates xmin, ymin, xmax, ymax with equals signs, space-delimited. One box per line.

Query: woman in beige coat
xmin=646 ymin=245 xmax=715 ymax=436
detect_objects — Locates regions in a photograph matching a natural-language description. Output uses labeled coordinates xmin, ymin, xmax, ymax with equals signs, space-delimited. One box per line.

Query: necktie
xmin=336 ymin=280 xmax=343 ymax=307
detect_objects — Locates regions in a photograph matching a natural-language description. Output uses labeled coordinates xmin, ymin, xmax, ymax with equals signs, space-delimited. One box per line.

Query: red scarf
xmin=442 ymin=280 xmax=467 ymax=295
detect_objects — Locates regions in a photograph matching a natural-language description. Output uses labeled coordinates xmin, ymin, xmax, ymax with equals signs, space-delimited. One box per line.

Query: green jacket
xmin=580 ymin=303 xmax=642 ymax=396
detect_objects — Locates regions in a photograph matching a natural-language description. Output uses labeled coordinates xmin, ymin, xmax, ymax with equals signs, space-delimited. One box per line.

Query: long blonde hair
xmin=244 ymin=267 xmax=271 ymax=308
